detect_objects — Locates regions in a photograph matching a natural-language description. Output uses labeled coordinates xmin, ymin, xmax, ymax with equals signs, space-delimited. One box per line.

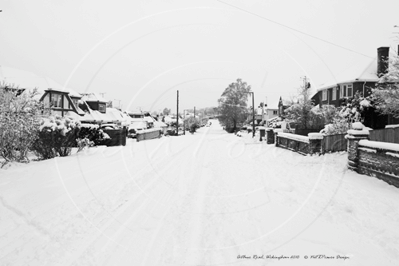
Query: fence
xmin=369 ymin=127 xmax=399 ymax=144
xmin=103 ymin=128 xmax=127 ymax=146
xmin=275 ymin=132 xmax=323 ymax=155
xmin=347 ymin=126 xmax=399 ymax=188
xmin=136 ymin=128 xmax=162 ymax=142
xmin=322 ymin=133 xmax=347 ymax=153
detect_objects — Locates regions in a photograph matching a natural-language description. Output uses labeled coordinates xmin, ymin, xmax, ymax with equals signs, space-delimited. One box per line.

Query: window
xmin=273 ymin=110 xmax=277 ymax=115
xmin=340 ymin=83 xmax=352 ymax=98
xmin=99 ymin=103 xmax=106 ymax=113
xmin=51 ymin=94 xmax=62 ymax=108
xmin=343 ymin=85 xmax=347 ymax=97
xmin=347 ymin=84 xmax=353 ymax=97
xmin=332 ymin=87 xmax=337 ymax=100
xmin=322 ymin=90 xmax=327 ymax=101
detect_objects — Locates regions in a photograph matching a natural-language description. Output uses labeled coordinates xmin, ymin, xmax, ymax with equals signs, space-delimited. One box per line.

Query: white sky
xmin=1 ymin=0 xmax=399 ymax=111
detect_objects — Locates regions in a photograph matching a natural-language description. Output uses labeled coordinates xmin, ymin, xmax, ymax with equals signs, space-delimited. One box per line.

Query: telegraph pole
xmin=176 ymin=90 xmax=179 ymax=136
xmin=251 ymin=92 xmax=255 ymax=138
xmin=194 ymin=106 xmax=196 ymax=118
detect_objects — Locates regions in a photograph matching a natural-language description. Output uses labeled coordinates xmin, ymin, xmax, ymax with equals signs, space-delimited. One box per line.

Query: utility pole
xmin=194 ymin=106 xmax=196 ymax=118
xmin=176 ymin=90 xmax=179 ymax=136
xmin=251 ymin=92 xmax=255 ymax=138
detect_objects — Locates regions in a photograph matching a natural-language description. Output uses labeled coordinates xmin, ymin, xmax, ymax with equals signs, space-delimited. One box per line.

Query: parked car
xmin=100 ymin=123 xmax=118 ymax=130
xmin=127 ymin=120 xmax=147 ymax=138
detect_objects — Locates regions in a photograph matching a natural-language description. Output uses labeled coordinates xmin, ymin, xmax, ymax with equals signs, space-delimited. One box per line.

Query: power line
xmin=216 ymin=0 xmax=374 ymax=59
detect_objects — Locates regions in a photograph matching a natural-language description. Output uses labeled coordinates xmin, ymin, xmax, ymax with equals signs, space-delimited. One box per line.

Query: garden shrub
xmin=77 ymin=124 xmax=110 ymax=146
xmin=31 ymin=117 xmax=81 ymax=160
xmin=0 ymin=85 xmax=42 ymax=167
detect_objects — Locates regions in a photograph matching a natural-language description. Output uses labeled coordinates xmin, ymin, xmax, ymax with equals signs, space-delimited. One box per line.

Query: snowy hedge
xmin=0 ymin=86 xmax=43 ymax=167
xmin=31 ymin=117 xmax=81 ymax=159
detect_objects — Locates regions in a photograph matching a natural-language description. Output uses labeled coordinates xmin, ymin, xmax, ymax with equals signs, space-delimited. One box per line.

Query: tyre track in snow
xmin=66 ymin=137 xmax=200 ymax=265
xmin=0 ymin=138 xmax=200 ymax=265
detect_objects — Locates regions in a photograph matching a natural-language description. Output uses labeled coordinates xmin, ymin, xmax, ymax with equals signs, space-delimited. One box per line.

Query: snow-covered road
xmin=1 ymin=120 xmax=399 ymax=265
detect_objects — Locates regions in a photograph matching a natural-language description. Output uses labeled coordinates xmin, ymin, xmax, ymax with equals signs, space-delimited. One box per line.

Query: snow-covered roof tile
xmin=317 ymin=58 xmax=378 ymax=91
xmin=81 ymin=93 xmax=108 ymax=103
xmin=0 ymin=65 xmax=82 ymax=98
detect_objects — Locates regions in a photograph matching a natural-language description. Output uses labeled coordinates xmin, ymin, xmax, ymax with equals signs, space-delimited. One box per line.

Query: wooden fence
xmin=103 ymin=128 xmax=127 ymax=146
xmin=322 ymin=133 xmax=347 ymax=153
xmin=369 ymin=127 xmax=399 ymax=144
xmin=136 ymin=128 xmax=162 ymax=142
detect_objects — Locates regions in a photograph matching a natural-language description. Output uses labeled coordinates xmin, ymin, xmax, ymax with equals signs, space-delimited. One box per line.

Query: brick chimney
xmin=377 ymin=47 xmax=389 ymax=77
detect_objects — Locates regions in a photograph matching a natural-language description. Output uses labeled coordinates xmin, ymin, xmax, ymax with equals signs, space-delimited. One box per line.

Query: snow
xmin=347 ymin=129 xmax=370 ymax=136
xmin=359 ymin=139 xmax=399 ymax=152
xmin=386 ymin=124 xmax=399 ymax=129
xmin=352 ymin=122 xmax=364 ymax=130
xmin=80 ymin=123 xmax=99 ymax=129
xmin=386 ymin=152 xmax=399 ymax=158
xmin=308 ymin=133 xmax=323 ymax=140
xmin=139 ymin=128 xmax=162 ymax=134
xmin=1 ymin=120 xmax=399 ymax=265
xmin=360 ymin=99 xmax=371 ymax=107
xmin=278 ymin=132 xmax=310 ymax=143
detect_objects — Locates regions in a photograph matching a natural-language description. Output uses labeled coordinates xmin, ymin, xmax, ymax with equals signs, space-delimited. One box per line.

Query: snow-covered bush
xmin=185 ymin=117 xmax=200 ymax=133
xmin=372 ymin=52 xmax=399 ymax=117
xmin=31 ymin=117 xmax=81 ymax=160
xmin=0 ymin=85 xmax=43 ymax=167
xmin=340 ymin=91 xmax=373 ymax=124
xmin=77 ymin=124 xmax=110 ymax=146
xmin=76 ymin=138 xmax=94 ymax=152
xmin=320 ymin=116 xmax=350 ymax=135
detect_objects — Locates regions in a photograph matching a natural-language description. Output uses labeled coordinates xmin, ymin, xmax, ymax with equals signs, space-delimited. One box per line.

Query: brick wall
xmin=275 ymin=132 xmax=322 ymax=155
xmin=347 ymin=127 xmax=399 ymax=188
xmin=357 ymin=142 xmax=399 ymax=187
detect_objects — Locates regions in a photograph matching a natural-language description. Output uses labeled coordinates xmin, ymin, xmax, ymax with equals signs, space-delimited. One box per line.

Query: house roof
xmin=0 ymin=65 xmax=81 ymax=99
xmin=317 ymin=57 xmax=378 ymax=91
xmin=81 ymin=93 xmax=108 ymax=103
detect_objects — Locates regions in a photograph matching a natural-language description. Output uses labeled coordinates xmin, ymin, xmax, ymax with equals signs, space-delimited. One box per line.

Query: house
xmin=81 ymin=93 xmax=108 ymax=114
xmin=311 ymin=46 xmax=399 ymax=128
xmin=263 ymin=105 xmax=279 ymax=122
xmin=0 ymin=65 xmax=85 ymax=117
xmin=40 ymin=87 xmax=85 ymax=117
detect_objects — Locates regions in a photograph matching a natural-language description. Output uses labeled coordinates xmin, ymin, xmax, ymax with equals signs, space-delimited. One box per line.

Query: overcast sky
xmin=1 ymin=0 xmax=399 ymax=112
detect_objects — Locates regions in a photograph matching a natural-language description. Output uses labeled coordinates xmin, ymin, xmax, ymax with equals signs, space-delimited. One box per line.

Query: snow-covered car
xmin=100 ymin=123 xmax=118 ymax=130
xmin=127 ymin=120 xmax=147 ymax=138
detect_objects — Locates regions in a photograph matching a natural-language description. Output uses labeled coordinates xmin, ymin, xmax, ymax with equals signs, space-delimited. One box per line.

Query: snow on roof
xmin=106 ymin=108 xmax=133 ymax=126
xmin=154 ymin=120 xmax=167 ymax=128
xmin=317 ymin=58 xmax=378 ymax=91
xmin=0 ymin=65 xmax=82 ymax=99
xmin=268 ymin=116 xmax=282 ymax=122
xmin=144 ymin=116 xmax=155 ymax=123
xmin=81 ymin=93 xmax=108 ymax=103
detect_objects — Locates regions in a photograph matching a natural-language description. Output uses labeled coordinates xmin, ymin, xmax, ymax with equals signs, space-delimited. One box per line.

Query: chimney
xmin=377 ymin=47 xmax=389 ymax=77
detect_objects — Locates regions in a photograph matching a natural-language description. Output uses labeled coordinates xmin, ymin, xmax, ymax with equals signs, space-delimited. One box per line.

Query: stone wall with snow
xmin=347 ymin=127 xmax=399 ymax=188
xmin=357 ymin=140 xmax=399 ymax=187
